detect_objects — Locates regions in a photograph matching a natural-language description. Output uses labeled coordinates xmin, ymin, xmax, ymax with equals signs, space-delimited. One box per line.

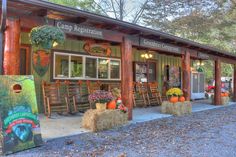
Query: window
xmin=110 ymin=60 xmax=120 ymax=79
xmin=71 ymin=56 xmax=83 ymax=78
xmin=55 ymin=54 xmax=69 ymax=78
xmin=53 ymin=52 xmax=120 ymax=80
xmin=98 ymin=59 xmax=109 ymax=79
xmin=86 ymin=58 xmax=97 ymax=78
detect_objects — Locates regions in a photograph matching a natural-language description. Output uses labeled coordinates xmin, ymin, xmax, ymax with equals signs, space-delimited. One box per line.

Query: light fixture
xmin=196 ymin=60 xmax=204 ymax=66
xmin=53 ymin=41 xmax=58 ymax=47
xmin=141 ymin=51 xmax=153 ymax=59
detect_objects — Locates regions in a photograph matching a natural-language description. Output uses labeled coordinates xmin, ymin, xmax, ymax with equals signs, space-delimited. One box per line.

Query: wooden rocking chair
xmin=132 ymin=82 xmax=148 ymax=107
xmin=42 ymin=81 xmax=69 ymax=118
xmin=86 ymin=80 xmax=101 ymax=94
xmin=65 ymin=81 xmax=90 ymax=113
xmin=148 ymin=82 xmax=162 ymax=105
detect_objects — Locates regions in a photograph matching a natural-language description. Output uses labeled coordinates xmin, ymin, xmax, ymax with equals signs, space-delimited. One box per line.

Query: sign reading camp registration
xmin=140 ymin=38 xmax=181 ymax=54
xmin=56 ymin=21 xmax=104 ymax=39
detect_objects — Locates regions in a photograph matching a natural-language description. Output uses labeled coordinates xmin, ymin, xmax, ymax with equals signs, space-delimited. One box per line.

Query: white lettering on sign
xmin=56 ymin=21 xmax=104 ymax=39
xmin=140 ymin=38 xmax=181 ymax=54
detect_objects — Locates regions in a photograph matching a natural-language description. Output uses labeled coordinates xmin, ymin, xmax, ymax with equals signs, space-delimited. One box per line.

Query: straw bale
xmin=82 ymin=109 xmax=128 ymax=132
xmin=211 ymin=96 xmax=230 ymax=105
xmin=161 ymin=101 xmax=192 ymax=116
xmin=222 ymin=97 xmax=229 ymax=105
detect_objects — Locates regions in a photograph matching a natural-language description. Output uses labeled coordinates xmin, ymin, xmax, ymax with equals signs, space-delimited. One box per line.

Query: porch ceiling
xmin=5 ymin=0 xmax=236 ymax=62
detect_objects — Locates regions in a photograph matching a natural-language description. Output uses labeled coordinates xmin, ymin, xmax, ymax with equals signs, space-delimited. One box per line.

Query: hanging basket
xmin=30 ymin=25 xmax=65 ymax=50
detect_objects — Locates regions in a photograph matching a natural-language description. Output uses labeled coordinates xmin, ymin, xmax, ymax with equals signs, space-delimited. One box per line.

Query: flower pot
xmin=96 ymin=103 xmax=107 ymax=111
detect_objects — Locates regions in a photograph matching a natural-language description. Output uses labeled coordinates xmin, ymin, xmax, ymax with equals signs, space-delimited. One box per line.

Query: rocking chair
xmin=65 ymin=80 xmax=90 ymax=113
xmin=42 ymin=81 xmax=69 ymax=118
xmin=148 ymin=82 xmax=162 ymax=105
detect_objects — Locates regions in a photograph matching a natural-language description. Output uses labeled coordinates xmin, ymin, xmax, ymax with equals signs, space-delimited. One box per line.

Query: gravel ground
xmin=4 ymin=105 xmax=236 ymax=157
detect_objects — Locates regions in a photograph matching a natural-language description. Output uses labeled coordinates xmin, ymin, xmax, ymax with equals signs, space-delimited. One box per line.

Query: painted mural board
xmin=0 ymin=75 xmax=43 ymax=155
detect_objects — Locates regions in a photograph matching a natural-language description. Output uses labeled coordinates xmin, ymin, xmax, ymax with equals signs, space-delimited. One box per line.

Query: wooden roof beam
xmin=31 ymin=9 xmax=47 ymax=17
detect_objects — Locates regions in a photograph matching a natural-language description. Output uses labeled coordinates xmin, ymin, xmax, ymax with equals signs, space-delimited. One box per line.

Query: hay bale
xmin=161 ymin=101 xmax=168 ymax=113
xmin=161 ymin=101 xmax=192 ymax=116
xmin=82 ymin=109 xmax=128 ymax=132
xmin=222 ymin=97 xmax=229 ymax=105
xmin=212 ymin=96 xmax=230 ymax=105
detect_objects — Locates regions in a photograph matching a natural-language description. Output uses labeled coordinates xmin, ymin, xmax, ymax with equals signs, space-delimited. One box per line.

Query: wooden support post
xmin=233 ymin=65 xmax=236 ymax=101
xmin=3 ymin=18 xmax=20 ymax=75
xmin=214 ymin=58 xmax=221 ymax=105
xmin=121 ymin=36 xmax=133 ymax=120
xmin=182 ymin=50 xmax=191 ymax=101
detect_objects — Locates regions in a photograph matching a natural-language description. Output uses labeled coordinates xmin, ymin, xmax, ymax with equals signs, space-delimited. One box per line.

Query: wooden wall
xmin=21 ymin=32 xmax=181 ymax=112
xmin=21 ymin=32 xmax=121 ymax=112
xmin=133 ymin=48 xmax=182 ymax=92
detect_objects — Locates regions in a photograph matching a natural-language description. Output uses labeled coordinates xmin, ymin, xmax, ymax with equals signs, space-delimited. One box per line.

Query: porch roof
xmin=8 ymin=0 xmax=236 ymax=61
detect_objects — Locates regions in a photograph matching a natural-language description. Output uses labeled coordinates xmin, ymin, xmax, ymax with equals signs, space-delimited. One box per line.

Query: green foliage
xmin=30 ymin=25 xmax=65 ymax=49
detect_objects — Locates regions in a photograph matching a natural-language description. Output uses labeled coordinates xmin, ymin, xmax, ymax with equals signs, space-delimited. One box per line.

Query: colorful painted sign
xmin=33 ymin=50 xmax=50 ymax=77
xmin=0 ymin=75 xmax=43 ymax=155
xmin=83 ymin=41 xmax=112 ymax=57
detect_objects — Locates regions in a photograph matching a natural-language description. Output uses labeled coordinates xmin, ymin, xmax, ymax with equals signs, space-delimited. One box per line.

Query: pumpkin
xmin=224 ymin=93 xmax=229 ymax=97
xmin=179 ymin=96 xmax=185 ymax=102
xmin=169 ymin=96 xmax=178 ymax=103
xmin=221 ymin=93 xmax=225 ymax=97
xmin=107 ymin=100 xmax=116 ymax=109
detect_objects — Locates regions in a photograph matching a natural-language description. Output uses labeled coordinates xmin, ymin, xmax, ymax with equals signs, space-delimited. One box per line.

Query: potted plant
xmin=30 ymin=25 xmax=65 ymax=50
xmin=88 ymin=90 xmax=114 ymax=111
xmin=166 ymin=88 xmax=183 ymax=103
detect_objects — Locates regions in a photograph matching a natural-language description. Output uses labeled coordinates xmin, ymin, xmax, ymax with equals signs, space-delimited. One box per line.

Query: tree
xmin=47 ymin=0 xmax=149 ymax=23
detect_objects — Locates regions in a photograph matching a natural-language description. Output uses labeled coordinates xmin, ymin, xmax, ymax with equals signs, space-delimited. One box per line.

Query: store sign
xmin=56 ymin=21 xmax=104 ymax=39
xmin=140 ymin=38 xmax=181 ymax=54
xmin=83 ymin=41 xmax=112 ymax=57
xmin=0 ymin=76 xmax=43 ymax=155
xmin=198 ymin=52 xmax=209 ymax=59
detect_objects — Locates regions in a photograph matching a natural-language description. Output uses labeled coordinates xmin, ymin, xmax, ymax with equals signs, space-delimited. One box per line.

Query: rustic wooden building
xmin=1 ymin=0 xmax=236 ymax=120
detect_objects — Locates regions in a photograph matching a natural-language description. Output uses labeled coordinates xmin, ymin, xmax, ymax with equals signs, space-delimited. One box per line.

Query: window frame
xmin=53 ymin=51 xmax=121 ymax=81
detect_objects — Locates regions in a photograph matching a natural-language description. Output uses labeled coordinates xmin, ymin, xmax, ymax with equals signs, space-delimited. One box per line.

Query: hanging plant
xmin=30 ymin=25 xmax=65 ymax=50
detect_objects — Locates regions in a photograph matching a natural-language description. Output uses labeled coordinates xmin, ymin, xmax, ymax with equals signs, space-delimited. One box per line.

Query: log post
xmin=3 ymin=18 xmax=20 ymax=75
xmin=233 ymin=64 xmax=236 ymax=101
xmin=214 ymin=58 xmax=221 ymax=105
xmin=182 ymin=50 xmax=191 ymax=101
xmin=121 ymin=36 xmax=133 ymax=120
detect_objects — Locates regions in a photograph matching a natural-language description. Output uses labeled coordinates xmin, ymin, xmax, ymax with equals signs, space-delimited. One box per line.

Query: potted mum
xmin=30 ymin=25 xmax=65 ymax=50
xmin=88 ymin=90 xmax=114 ymax=111
xmin=166 ymin=88 xmax=184 ymax=103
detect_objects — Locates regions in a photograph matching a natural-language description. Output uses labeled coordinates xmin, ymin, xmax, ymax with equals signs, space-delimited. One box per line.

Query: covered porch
xmin=39 ymin=100 xmax=236 ymax=140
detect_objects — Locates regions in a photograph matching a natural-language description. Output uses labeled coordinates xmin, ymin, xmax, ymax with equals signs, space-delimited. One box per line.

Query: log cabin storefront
xmin=1 ymin=0 xmax=236 ymax=122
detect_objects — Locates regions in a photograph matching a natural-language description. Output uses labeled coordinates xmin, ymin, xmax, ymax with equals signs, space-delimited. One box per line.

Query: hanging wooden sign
xmin=56 ymin=21 xmax=104 ymax=39
xmin=32 ymin=50 xmax=50 ymax=77
xmin=198 ymin=52 xmax=210 ymax=59
xmin=83 ymin=41 xmax=112 ymax=57
xmin=0 ymin=75 xmax=43 ymax=155
xmin=140 ymin=38 xmax=182 ymax=54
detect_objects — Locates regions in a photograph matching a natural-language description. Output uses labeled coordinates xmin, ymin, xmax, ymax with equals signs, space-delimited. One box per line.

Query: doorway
xmin=20 ymin=45 xmax=31 ymax=75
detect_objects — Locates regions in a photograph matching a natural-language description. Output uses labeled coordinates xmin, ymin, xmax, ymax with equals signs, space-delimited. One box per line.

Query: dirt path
xmin=6 ymin=105 xmax=236 ymax=157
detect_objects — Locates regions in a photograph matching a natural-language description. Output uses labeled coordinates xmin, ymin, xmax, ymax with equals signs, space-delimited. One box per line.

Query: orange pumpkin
xmin=107 ymin=100 xmax=116 ymax=109
xmin=179 ymin=96 xmax=185 ymax=102
xmin=169 ymin=96 xmax=178 ymax=103
xmin=224 ymin=93 xmax=229 ymax=97
xmin=221 ymin=93 xmax=225 ymax=97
